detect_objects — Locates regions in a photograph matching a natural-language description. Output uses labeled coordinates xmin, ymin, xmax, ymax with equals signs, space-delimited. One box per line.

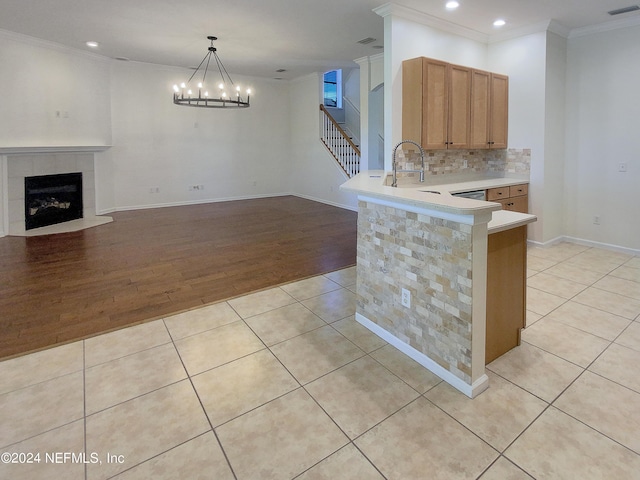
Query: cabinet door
xmin=447 ymin=64 xmax=471 ymax=149
xmin=506 ymin=195 xmax=528 ymax=214
xmin=490 ymin=74 xmax=509 ymax=149
xmin=422 ymin=58 xmax=449 ymax=149
xmin=470 ymin=69 xmax=491 ymax=149
xmin=402 ymin=57 xmax=424 ymax=146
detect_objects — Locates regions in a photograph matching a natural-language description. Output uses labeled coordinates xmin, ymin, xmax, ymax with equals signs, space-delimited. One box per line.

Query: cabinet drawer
xmin=509 ymin=184 xmax=528 ymax=197
xmin=487 ymin=187 xmax=510 ymax=201
xmin=505 ymin=195 xmax=528 ymax=214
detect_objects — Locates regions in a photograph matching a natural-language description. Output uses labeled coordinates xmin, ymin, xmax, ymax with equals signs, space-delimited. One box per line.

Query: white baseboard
xmin=528 ymin=235 xmax=639 ymax=256
xmin=106 ymin=192 xmax=292 ymax=213
xmin=355 ymin=312 xmax=489 ymax=398
xmin=290 ymin=192 xmax=358 ymax=212
xmin=98 ymin=192 xmax=358 ymax=215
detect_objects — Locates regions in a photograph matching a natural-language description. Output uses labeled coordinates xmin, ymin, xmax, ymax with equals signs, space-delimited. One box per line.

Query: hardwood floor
xmin=0 ymin=196 xmax=358 ymax=360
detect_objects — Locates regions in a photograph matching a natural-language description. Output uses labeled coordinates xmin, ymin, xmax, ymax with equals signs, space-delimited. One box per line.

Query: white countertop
xmin=340 ymin=170 xmax=537 ymax=233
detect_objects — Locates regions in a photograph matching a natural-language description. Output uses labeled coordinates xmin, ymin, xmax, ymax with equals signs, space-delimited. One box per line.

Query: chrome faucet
xmin=392 ymin=140 xmax=425 ymax=187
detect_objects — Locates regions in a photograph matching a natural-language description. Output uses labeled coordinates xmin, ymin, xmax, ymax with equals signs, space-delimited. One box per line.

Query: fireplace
xmin=24 ymin=173 xmax=83 ymax=230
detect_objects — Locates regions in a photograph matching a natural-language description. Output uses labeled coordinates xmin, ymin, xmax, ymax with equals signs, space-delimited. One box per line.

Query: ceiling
xmin=1 ymin=0 xmax=639 ymax=79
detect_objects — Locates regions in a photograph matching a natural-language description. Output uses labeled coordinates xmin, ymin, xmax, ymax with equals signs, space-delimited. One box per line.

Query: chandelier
xmin=173 ymin=36 xmax=251 ymax=109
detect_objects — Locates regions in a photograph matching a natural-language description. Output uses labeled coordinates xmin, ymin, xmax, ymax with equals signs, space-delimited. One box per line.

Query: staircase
xmin=319 ymin=104 xmax=360 ymax=178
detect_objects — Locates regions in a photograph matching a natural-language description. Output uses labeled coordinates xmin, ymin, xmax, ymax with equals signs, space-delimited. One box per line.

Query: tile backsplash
xmin=395 ymin=148 xmax=531 ymax=179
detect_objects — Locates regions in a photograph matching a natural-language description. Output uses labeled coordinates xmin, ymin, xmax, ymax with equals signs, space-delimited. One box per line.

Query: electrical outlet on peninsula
xmin=401 ymin=288 xmax=411 ymax=308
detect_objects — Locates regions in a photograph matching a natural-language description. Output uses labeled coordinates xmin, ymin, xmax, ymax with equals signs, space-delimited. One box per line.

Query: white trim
xmin=569 ymin=15 xmax=640 ymax=39
xmin=357 ymin=194 xmax=491 ymax=226
xmin=112 ymin=192 xmax=292 ymax=213
xmin=0 ymin=146 xmax=111 ymax=155
xmin=529 ymin=235 xmax=640 ymax=256
xmin=373 ymin=3 xmax=489 ymax=44
xmin=0 ymin=28 xmax=110 ymax=62
xmin=107 ymin=192 xmax=357 ymax=214
xmin=0 ymin=155 xmax=7 ymax=237
xmin=291 ymin=193 xmax=358 ymax=212
xmin=356 ymin=312 xmax=489 ymax=398
xmin=488 ymin=19 xmax=571 ymax=44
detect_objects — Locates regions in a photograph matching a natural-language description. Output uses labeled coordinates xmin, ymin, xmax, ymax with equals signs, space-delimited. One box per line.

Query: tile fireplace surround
xmin=0 ymin=147 xmax=110 ymax=236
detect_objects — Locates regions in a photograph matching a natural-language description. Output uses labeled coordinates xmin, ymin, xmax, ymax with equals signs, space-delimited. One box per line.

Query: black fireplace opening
xmin=25 ymin=172 xmax=83 ymax=230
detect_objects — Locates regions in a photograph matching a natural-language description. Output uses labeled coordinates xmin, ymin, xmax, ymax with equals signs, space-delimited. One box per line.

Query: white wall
xmin=343 ymin=67 xmax=361 ymax=143
xmin=488 ymin=32 xmax=548 ymax=243
xmin=108 ymin=60 xmax=290 ymax=211
xmin=564 ymin=26 xmax=640 ymax=251
xmin=288 ymin=73 xmax=358 ymax=210
xmin=356 ymin=53 xmax=384 ymax=171
xmin=0 ymin=31 xmax=112 ymax=147
xmin=542 ymin=32 xmax=567 ymax=243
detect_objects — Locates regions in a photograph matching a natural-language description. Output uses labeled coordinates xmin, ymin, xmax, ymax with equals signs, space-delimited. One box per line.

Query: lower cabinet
xmin=485 ymin=225 xmax=527 ymax=364
xmin=487 ymin=183 xmax=528 ymax=213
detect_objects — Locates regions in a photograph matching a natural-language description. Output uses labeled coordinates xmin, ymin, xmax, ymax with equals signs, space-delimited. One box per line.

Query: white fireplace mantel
xmin=0 ymin=145 xmax=111 ymax=155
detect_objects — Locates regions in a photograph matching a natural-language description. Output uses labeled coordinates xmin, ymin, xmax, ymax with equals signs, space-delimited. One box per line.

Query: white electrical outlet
xmin=618 ymin=163 xmax=628 ymax=172
xmin=401 ymin=288 xmax=411 ymax=308
xmin=593 ymin=215 xmax=601 ymax=225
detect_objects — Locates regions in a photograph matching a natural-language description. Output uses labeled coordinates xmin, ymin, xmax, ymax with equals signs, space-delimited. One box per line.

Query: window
xmin=323 ymin=69 xmax=342 ymax=108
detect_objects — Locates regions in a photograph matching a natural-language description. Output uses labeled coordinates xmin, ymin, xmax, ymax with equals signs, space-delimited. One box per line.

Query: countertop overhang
xmin=340 ymin=170 xmax=537 ymax=232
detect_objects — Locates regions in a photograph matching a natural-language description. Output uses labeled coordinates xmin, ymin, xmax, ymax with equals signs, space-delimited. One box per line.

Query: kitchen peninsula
xmin=341 ymin=171 xmax=536 ymax=398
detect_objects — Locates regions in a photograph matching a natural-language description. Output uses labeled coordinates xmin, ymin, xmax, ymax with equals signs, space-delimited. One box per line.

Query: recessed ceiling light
xmin=446 ymin=1 xmax=460 ymax=10
xmin=493 ymin=19 xmax=506 ymax=27
xmin=85 ymin=41 xmax=99 ymax=48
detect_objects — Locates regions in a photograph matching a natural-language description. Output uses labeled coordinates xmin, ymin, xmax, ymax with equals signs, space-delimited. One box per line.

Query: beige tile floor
xmin=1 ymin=243 xmax=640 ymax=479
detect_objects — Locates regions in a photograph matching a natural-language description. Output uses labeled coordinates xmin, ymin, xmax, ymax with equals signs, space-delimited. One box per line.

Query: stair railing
xmin=319 ymin=104 xmax=360 ymax=178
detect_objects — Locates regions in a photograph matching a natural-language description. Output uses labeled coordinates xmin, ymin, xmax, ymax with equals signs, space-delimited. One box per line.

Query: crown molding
xmin=374 ymin=2 xmax=489 ymax=44
xmin=488 ymin=19 xmax=571 ymax=44
xmin=0 ymin=28 xmax=109 ymax=63
xmin=354 ymin=53 xmax=384 ymax=66
xmin=569 ymin=15 xmax=640 ymax=38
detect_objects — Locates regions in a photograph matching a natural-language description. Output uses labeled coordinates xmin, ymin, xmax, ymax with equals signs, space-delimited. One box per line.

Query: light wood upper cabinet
xmin=489 ymin=73 xmax=509 ymax=149
xmin=470 ymin=69 xmax=490 ymax=149
xmin=402 ymin=57 xmax=471 ymax=149
xmin=421 ymin=58 xmax=448 ymax=149
xmin=448 ymin=64 xmax=472 ymax=148
xmin=403 ymin=57 xmax=507 ymax=150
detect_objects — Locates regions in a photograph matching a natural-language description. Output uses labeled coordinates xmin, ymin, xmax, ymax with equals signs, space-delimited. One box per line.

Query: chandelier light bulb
xmin=246 ymin=88 xmax=251 ymax=95
xmin=187 ymin=89 xmax=193 ymax=95
xmin=180 ymin=82 xmax=186 ymax=89
xmin=197 ymin=82 xmax=203 ymax=88
xmin=173 ymin=84 xmax=180 ymax=93
xmin=218 ymin=83 xmax=224 ymax=90
xmin=221 ymin=92 xmax=227 ymax=98
xmin=445 ymin=1 xmax=459 ymax=10
xmin=493 ymin=19 xmax=506 ymax=27
xmin=204 ymin=91 xmax=209 ymax=97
